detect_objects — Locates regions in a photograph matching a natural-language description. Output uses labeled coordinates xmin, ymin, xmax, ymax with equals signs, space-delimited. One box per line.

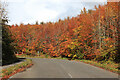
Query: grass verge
xmin=0 ymin=59 xmax=33 ymax=80
xmin=79 ymin=60 xmax=119 ymax=75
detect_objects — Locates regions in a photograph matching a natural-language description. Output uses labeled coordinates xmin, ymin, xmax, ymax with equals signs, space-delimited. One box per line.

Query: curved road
xmin=10 ymin=58 xmax=118 ymax=79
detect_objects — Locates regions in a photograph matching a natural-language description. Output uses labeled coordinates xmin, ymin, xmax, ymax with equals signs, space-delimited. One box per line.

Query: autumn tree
xmin=9 ymin=1 xmax=119 ymax=63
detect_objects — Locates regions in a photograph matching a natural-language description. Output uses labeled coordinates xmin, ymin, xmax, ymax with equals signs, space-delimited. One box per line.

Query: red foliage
xmin=9 ymin=2 xmax=119 ymax=60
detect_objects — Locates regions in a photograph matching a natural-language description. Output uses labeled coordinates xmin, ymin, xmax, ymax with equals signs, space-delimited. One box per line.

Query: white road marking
xmin=59 ymin=64 xmax=72 ymax=78
xmin=68 ymin=73 xmax=72 ymax=78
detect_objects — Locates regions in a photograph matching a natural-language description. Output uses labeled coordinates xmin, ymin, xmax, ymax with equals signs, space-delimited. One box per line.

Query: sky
xmin=2 ymin=0 xmax=107 ymax=25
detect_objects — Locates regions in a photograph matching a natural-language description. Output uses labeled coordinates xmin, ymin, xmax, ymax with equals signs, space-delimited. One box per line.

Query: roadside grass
xmin=16 ymin=54 xmax=48 ymax=58
xmin=16 ymin=54 xmax=119 ymax=75
xmin=16 ymin=54 xmax=69 ymax=60
xmin=1 ymin=59 xmax=33 ymax=80
xmin=79 ymin=60 xmax=119 ymax=75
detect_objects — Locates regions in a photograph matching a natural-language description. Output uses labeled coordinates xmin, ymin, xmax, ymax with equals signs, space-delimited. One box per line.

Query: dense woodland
xmin=9 ymin=2 xmax=119 ymax=63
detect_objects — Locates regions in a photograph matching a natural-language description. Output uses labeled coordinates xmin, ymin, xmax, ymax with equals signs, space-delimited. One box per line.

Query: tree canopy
xmin=9 ymin=2 xmax=119 ymax=63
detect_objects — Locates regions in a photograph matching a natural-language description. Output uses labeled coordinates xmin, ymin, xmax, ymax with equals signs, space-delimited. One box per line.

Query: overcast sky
xmin=3 ymin=0 xmax=107 ymax=25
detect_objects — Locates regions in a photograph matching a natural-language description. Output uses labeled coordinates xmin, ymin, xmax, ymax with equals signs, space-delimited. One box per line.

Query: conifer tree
xmin=0 ymin=1 xmax=17 ymax=65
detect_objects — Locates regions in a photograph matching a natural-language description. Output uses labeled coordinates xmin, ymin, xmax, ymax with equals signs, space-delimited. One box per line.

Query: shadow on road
xmin=2 ymin=58 xmax=26 ymax=66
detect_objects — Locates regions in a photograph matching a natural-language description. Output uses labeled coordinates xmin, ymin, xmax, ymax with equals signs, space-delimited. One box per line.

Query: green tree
xmin=0 ymin=1 xmax=17 ymax=65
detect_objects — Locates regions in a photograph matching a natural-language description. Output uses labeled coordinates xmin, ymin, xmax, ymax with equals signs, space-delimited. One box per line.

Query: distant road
xmin=10 ymin=58 xmax=118 ymax=79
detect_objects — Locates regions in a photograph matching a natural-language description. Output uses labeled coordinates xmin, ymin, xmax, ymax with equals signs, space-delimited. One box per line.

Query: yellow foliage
xmin=68 ymin=45 xmax=70 ymax=47
xmin=110 ymin=45 xmax=113 ymax=48
xmin=101 ymin=16 xmax=104 ymax=19
xmin=68 ymin=54 xmax=72 ymax=57
xmin=71 ymin=42 xmax=74 ymax=44
xmin=73 ymin=55 xmax=77 ymax=58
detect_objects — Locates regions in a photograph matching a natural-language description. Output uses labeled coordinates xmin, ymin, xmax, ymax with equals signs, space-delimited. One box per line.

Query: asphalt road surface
xmin=10 ymin=58 xmax=118 ymax=79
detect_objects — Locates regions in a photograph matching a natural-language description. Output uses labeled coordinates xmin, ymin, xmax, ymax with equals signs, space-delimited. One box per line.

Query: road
xmin=10 ymin=58 xmax=118 ymax=79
